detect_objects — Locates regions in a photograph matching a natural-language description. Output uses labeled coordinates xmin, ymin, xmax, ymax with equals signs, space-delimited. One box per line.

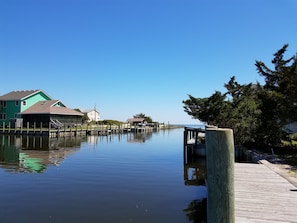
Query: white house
xmin=81 ymin=109 xmax=100 ymax=122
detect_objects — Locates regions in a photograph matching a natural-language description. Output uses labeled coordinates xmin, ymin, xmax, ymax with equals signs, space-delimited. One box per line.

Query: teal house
xmin=0 ymin=90 xmax=83 ymax=127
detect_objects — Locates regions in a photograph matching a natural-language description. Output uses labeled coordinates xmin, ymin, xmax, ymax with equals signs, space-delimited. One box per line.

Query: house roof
xmin=20 ymin=100 xmax=83 ymax=116
xmin=0 ymin=90 xmax=51 ymax=100
xmin=127 ymin=118 xmax=145 ymax=123
xmin=81 ymin=109 xmax=99 ymax=113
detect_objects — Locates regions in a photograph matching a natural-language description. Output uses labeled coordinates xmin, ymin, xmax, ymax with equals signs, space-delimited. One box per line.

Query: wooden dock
xmin=183 ymin=127 xmax=297 ymax=222
xmin=0 ymin=125 xmax=156 ymax=137
xmin=235 ymin=161 xmax=297 ymax=223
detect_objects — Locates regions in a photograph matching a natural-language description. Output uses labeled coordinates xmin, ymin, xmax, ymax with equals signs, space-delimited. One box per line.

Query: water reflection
xmin=183 ymin=141 xmax=207 ymax=186
xmin=0 ymin=131 xmax=158 ymax=173
xmin=0 ymin=135 xmax=85 ymax=173
xmin=87 ymin=130 xmax=154 ymax=144
xmin=0 ymin=129 xmax=207 ymax=222
xmin=183 ymin=199 xmax=207 ymax=223
xmin=183 ymin=142 xmax=207 ymax=222
xmin=127 ymin=131 xmax=153 ymax=143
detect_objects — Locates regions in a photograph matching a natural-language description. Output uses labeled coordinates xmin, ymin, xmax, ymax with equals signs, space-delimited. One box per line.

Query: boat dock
xmin=0 ymin=125 xmax=156 ymax=137
xmin=183 ymin=127 xmax=297 ymax=222
xmin=183 ymin=127 xmax=206 ymax=157
xmin=235 ymin=161 xmax=297 ymax=223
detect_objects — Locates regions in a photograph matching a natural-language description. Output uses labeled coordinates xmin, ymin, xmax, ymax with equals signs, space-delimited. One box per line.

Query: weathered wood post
xmin=206 ymin=127 xmax=235 ymax=223
xmin=183 ymin=128 xmax=188 ymax=165
xmin=183 ymin=128 xmax=188 ymax=148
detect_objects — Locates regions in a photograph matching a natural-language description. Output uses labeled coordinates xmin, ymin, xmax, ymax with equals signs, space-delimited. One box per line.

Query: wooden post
xmin=183 ymin=128 xmax=188 ymax=148
xmin=48 ymin=122 xmax=51 ymax=137
xmin=206 ymin=128 xmax=235 ymax=223
xmin=183 ymin=128 xmax=187 ymax=165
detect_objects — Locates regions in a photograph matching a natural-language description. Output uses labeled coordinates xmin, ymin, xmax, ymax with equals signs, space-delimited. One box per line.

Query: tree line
xmin=183 ymin=44 xmax=297 ymax=148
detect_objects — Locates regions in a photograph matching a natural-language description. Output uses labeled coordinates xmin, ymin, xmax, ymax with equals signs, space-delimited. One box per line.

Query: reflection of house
xmin=0 ymin=90 xmax=83 ymax=127
xmin=81 ymin=109 xmax=100 ymax=122
xmin=127 ymin=118 xmax=145 ymax=125
xmin=0 ymin=135 xmax=82 ymax=173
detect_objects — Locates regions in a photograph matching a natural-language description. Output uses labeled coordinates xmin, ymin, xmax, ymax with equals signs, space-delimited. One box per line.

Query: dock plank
xmin=235 ymin=162 xmax=297 ymax=223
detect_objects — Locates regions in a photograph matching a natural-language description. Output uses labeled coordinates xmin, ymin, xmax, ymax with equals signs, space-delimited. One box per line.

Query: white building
xmin=81 ymin=109 xmax=100 ymax=122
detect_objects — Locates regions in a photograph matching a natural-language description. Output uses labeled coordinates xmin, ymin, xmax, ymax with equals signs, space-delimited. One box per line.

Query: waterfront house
xmin=20 ymin=100 xmax=83 ymax=128
xmin=81 ymin=108 xmax=100 ymax=122
xmin=0 ymin=90 xmax=83 ymax=128
xmin=127 ymin=118 xmax=145 ymax=125
xmin=0 ymin=90 xmax=52 ymax=126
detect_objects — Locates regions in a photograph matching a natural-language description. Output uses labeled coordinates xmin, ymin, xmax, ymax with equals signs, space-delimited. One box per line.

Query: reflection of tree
xmin=183 ymin=199 xmax=207 ymax=223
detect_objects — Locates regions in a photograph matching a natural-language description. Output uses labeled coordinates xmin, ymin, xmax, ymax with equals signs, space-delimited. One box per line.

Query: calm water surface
xmin=0 ymin=128 xmax=207 ymax=223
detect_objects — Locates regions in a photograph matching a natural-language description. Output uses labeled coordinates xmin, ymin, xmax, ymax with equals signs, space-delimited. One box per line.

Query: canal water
xmin=0 ymin=127 xmax=207 ymax=223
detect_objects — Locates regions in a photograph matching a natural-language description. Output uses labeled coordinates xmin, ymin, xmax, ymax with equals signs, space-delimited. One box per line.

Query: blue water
xmin=0 ymin=128 xmax=207 ymax=223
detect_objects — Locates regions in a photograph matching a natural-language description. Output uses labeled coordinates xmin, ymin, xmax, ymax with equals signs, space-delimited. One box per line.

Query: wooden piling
xmin=206 ymin=128 xmax=235 ymax=223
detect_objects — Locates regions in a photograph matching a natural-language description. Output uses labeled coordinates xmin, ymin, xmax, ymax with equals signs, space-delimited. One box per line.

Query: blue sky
xmin=1 ymin=0 xmax=296 ymax=124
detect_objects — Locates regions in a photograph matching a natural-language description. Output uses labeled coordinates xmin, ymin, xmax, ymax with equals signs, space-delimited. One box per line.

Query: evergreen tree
xmin=183 ymin=77 xmax=261 ymax=145
xmin=183 ymin=44 xmax=297 ymax=146
xmin=224 ymin=77 xmax=262 ymax=145
xmin=255 ymin=44 xmax=297 ymax=124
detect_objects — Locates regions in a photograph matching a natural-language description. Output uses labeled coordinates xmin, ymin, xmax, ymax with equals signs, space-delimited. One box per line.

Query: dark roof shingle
xmin=0 ymin=90 xmax=42 ymax=100
xmin=20 ymin=100 xmax=83 ymax=116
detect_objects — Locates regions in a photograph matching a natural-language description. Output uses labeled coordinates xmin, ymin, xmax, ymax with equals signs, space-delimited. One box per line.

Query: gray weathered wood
xmin=206 ymin=128 xmax=235 ymax=223
xmin=235 ymin=162 xmax=297 ymax=223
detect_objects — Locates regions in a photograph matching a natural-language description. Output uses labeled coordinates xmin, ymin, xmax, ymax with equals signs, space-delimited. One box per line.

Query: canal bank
xmin=0 ymin=123 xmax=179 ymax=137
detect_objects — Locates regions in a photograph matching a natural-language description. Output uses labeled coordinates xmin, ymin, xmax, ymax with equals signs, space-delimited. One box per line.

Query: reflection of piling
xmin=206 ymin=128 xmax=234 ymax=223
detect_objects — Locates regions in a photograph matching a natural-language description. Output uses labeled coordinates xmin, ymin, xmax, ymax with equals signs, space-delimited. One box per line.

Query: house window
xmin=23 ymin=101 xmax=26 ymax=106
xmin=0 ymin=113 xmax=6 ymax=120
xmin=16 ymin=101 xmax=19 ymax=106
xmin=0 ymin=101 xmax=7 ymax=108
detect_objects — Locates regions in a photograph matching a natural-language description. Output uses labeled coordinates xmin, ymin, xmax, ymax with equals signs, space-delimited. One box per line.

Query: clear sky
xmin=1 ymin=0 xmax=296 ymax=124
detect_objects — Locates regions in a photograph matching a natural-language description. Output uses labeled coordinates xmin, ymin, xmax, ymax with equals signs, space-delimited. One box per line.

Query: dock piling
xmin=206 ymin=127 xmax=235 ymax=223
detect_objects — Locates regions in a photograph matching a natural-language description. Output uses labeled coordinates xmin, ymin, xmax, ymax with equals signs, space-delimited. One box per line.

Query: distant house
xmin=0 ymin=90 xmax=83 ymax=127
xmin=127 ymin=118 xmax=145 ymax=125
xmin=81 ymin=109 xmax=100 ymax=122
